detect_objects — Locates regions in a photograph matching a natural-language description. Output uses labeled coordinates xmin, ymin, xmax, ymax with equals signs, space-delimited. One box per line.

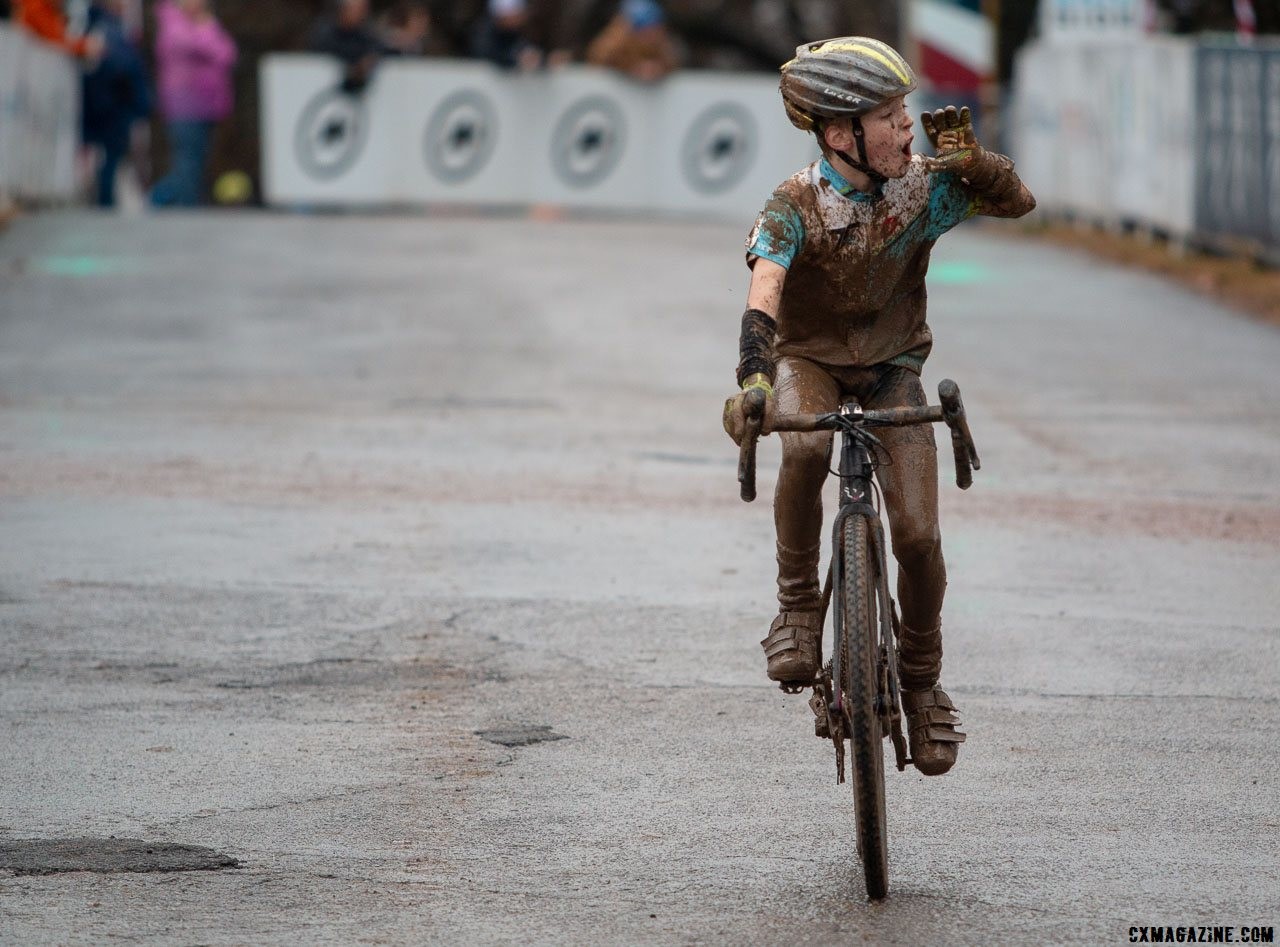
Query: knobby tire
xmin=841 ymin=515 xmax=889 ymax=900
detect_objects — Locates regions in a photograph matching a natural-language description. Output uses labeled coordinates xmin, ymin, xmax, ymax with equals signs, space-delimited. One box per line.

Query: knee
xmin=893 ymin=527 xmax=942 ymax=569
xmin=780 ymin=433 xmax=832 ymax=477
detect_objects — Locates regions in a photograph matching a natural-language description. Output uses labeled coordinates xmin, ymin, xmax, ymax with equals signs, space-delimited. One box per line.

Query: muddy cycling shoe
xmin=760 ymin=610 xmax=821 ymax=685
xmin=901 ymin=686 xmax=966 ymax=776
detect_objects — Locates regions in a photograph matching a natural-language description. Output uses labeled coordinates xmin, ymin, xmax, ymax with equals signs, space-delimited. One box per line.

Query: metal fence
xmin=1013 ymin=35 xmax=1279 ymax=262
xmin=1196 ymin=42 xmax=1280 ymax=255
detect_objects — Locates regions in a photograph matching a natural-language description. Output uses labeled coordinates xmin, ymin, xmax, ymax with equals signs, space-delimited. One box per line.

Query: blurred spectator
xmin=81 ymin=0 xmax=150 ymax=207
xmin=586 ymin=0 xmax=678 ymax=82
xmin=473 ymin=0 xmax=567 ymax=71
xmin=15 ymin=0 xmax=104 ymax=58
xmin=377 ymin=0 xmax=432 ymax=55
xmin=1166 ymin=0 xmax=1200 ymax=32
xmin=1235 ymin=0 xmax=1257 ymax=37
xmin=308 ymin=0 xmax=391 ymax=93
xmin=149 ymin=0 xmax=237 ymax=207
xmin=1150 ymin=0 xmax=1275 ymax=33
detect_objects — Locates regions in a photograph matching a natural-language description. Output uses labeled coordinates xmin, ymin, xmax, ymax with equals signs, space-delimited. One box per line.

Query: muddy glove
xmin=921 ymin=105 xmax=982 ymax=175
xmin=921 ymin=104 xmax=1034 ymax=214
xmin=722 ymin=374 xmax=775 ymax=447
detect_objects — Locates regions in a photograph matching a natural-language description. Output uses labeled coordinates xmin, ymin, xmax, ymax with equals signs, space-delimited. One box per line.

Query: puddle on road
xmin=0 ymin=838 xmax=240 ymax=876
xmin=475 ymin=725 xmax=568 ymax=747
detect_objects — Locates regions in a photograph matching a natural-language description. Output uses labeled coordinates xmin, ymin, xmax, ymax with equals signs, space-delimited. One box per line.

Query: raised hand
xmin=921 ymin=105 xmax=981 ymax=174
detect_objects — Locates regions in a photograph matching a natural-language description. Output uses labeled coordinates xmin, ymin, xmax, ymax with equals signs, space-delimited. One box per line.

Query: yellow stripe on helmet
xmin=812 ymin=40 xmax=912 ymax=86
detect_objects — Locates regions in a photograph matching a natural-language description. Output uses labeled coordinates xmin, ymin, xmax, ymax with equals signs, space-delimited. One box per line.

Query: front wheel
xmin=841 ymin=515 xmax=888 ymax=900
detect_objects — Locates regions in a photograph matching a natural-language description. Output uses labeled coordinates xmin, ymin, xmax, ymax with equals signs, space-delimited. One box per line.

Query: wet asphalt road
xmin=1 ymin=211 xmax=1278 ymax=945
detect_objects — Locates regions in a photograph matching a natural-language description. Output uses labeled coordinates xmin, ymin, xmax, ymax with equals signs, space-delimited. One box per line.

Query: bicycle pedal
xmin=778 ymin=681 xmax=808 ymax=695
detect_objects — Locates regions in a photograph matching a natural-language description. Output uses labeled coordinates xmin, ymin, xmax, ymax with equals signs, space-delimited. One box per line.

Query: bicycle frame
xmin=735 ymin=378 xmax=979 ymax=898
xmin=738 ymin=379 xmax=979 ymax=773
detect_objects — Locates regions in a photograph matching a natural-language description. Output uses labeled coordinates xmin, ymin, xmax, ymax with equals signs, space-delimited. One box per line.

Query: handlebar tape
xmin=938 ymin=379 xmax=978 ymax=490
xmin=738 ymin=387 xmax=766 ymax=502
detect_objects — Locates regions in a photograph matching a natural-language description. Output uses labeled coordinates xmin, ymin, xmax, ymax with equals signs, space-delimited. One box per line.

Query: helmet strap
xmin=835 ymin=117 xmax=888 ymax=189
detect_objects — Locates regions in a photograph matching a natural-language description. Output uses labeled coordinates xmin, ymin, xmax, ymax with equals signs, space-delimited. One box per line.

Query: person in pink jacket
xmin=150 ymin=0 xmax=237 ymax=207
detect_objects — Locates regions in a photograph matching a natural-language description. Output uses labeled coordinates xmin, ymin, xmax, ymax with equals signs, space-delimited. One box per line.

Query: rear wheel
xmin=840 ymin=515 xmax=888 ymax=900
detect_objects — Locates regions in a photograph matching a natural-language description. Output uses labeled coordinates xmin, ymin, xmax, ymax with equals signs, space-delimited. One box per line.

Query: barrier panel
xmin=261 ymin=55 xmax=816 ymax=219
xmin=263 ymin=55 xmax=400 ymax=204
xmin=1123 ymin=40 xmax=1195 ymax=234
xmin=0 ymin=23 xmax=80 ymax=201
xmin=522 ymin=67 xmax=659 ymax=210
xmin=1012 ymin=35 xmax=1280 ymax=258
xmin=1012 ymin=38 xmax=1195 ymax=235
xmin=394 ymin=61 xmax=545 ymax=205
xmin=656 ymin=71 xmax=806 ymax=219
xmin=1195 ymin=42 xmax=1278 ymax=252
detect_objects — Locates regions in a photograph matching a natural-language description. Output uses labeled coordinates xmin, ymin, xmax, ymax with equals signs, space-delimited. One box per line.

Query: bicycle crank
xmin=809 ymin=669 xmax=847 ymax=784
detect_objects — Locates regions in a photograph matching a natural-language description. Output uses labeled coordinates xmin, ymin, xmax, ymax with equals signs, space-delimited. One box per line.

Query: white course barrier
xmin=261 ymin=55 xmax=817 ymax=218
xmin=0 ymin=23 xmax=80 ymax=202
xmin=1037 ymin=0 xmax=1144 ymax=42
xmin=1011 ymin=37 xmax=1195 ymax=236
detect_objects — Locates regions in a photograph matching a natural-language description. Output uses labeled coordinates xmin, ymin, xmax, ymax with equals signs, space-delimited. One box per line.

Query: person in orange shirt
xmin=15 ymin=0 xmax=104 ymax=59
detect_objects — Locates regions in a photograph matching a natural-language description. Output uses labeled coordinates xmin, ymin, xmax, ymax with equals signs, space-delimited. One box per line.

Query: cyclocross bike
xmin=737 ymin=379 xmax=980 ymax=901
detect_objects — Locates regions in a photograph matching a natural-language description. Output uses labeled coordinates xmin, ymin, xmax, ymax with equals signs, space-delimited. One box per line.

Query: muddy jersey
xmin=746 ymin=154 xmax=1018 ymax=371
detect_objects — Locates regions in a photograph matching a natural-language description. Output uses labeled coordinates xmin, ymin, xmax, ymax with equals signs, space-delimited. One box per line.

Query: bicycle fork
xmin=819 ymin=412 xmax=911 ymax=783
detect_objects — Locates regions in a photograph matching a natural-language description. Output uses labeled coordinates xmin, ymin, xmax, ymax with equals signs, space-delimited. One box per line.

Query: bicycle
xmin=737 ymin=378 xmax=980 ymax=900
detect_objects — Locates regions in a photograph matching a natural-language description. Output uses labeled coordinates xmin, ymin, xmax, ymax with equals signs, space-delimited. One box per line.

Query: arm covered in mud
xmin=723 ymin=259 xmax=786 ymax=445
xmin=738 ymin=258 xmax=786 ymax=383
xmin=959 ymin=150 xmax=1036 ymax=219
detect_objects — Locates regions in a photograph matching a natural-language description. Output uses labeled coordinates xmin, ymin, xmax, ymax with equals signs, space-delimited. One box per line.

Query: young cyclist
xmin=722 ymin=37 xmax=1036 ymax=776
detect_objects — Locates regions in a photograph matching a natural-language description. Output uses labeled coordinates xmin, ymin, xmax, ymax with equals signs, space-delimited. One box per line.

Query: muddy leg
xmin=773 ymin=357 xmax=841 ymax=612
xmin=865 ymin=368 xmax=946 ymax=689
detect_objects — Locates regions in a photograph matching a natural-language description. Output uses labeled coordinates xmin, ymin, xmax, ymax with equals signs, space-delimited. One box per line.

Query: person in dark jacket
xmin=308 ymin=0 xmax=392 ymax=93
xmin=81 ymin=0 xmax=151 ymax=206
xmin=377 ymin=1 xmax=433 ymax=55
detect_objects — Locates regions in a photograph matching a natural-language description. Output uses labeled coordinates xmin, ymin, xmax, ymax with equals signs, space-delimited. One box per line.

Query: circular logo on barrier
xmin=681 ymin=103 xmax=758 ymax=195
xmin=294 ymin=88 xmax=368 ymax=181
xmin=423 ymin=90 xmax=498 ymax=184
xmin=550 ymin=95 xmax=626 ymax=189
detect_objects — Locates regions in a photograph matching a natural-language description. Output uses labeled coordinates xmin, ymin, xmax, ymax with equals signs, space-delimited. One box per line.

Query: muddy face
xmin=859 ymin=96 xmax=915 ymax=179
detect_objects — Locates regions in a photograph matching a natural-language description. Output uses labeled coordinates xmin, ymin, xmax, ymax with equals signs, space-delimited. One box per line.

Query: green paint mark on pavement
xmin=929 ymin=261 xmax=988 ymax=285
xmin=35 ymin=256 xmax=131 ymax=278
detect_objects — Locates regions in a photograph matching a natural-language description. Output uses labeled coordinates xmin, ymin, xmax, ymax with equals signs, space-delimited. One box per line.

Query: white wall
xmin=261 ymin=56 xmax=818 ymax=219
xmin=1011 ymin=37 xmax=1195 ymax=235
xmin=0 ymin=24 xmax=80 ymax=202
